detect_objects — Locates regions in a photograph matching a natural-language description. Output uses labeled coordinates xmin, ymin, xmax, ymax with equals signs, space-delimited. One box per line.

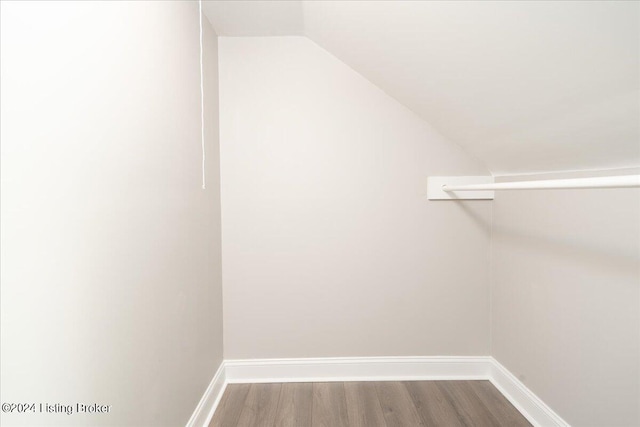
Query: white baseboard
xmin=489 ymin=357 xmax=569 ymax=427
xmin=189 ymin=356 xmax=570 ymax=427
xmin=224 ymin=356 xmax=490 ymax=383
xmin=186 ymin=362 xmax=226 ymax=427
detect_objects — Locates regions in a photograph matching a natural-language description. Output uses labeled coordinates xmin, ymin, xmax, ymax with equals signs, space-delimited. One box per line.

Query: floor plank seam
xmin=435 ymin=382 xmax=471 ymax=427
xmin=374 ymin=383 xmax=390 ymax=427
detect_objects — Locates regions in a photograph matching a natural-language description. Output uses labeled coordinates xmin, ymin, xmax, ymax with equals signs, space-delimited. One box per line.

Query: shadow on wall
xmin=452 ymin=198 xmax=638 ymax=277
xmin=493 ymin=227 xmax=638 ymax=278
xmin=451 ymin=200 xmax=492 ymax=230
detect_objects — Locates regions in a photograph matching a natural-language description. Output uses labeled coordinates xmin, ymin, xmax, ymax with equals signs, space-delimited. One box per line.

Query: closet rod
xmin=443 ymin=175 xmax=640 ymax=192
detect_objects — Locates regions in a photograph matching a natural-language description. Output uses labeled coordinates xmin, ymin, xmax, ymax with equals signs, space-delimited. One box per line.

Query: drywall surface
xmin=491 ymin=169 xmax=640 ymax=426
xmin=0 ymin=2 xmax=223 ymax=426
xmin=203 ymin=0 xmax=303 ymax=36
xmin=219 ymin=37 xmax=492 ymax=359
xmin=303 ymin=1 xmax=640 ymax=176
xmin=206 ymin=1 xmax=640 ymax=175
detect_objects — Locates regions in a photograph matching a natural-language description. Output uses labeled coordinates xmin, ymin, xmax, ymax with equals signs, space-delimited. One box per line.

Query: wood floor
xmin=209 ymin=380 xmax=531 ymax=427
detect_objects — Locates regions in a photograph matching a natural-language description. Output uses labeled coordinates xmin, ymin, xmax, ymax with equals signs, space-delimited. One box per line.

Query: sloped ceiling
xmin=203 ymin=1 xmax=640 ymax=176
xmin=202 ymin=1 xmax=303 ymax=36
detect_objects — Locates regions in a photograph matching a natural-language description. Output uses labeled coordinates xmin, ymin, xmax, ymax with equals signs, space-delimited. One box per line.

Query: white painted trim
xmin=185 ymin=362 xmax=227 ymax=427
xmin=225 ymin=356 xmax=490 ymax=383
xmin=489 ymin=358 xmax=570 ymax=427
xmin=190 ymin=357 xmax=570 ymax=427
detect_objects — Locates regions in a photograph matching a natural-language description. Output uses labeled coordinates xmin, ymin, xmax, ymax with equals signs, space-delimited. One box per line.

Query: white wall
xmin=219 ymin=37 xmax=492 ymax=359
xmin=0 ymin=2 xmax=223 ymax=426
xmin=491 ymin=169 xmax=640 ymax=427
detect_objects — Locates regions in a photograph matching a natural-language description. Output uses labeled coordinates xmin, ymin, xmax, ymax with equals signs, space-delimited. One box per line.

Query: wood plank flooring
xmin=209 ymin=381 xmax=531 ymax=427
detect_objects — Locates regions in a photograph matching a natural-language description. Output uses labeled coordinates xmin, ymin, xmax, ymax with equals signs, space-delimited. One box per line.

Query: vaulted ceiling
xmin=203 ymin=1 xmax=639 ymax=176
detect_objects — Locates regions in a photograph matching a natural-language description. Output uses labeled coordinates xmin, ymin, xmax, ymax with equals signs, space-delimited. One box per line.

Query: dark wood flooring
xmin=209 ymin=380 xmax=531 ymax=427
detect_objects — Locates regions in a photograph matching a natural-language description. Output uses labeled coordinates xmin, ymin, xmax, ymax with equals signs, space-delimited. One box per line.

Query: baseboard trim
xmin=189 ymin=356 xmax=570 ymax=427
xmin=489 ymin=357 xmax=569 ymax=427
xmin=185 ymin=362 xmax=226 ymax=427
xmin=224 ymin=356 xmax=490 ymax=383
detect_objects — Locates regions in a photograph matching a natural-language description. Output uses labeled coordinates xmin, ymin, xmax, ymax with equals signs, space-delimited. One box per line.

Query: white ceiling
xmin=203 ymin=1 xmax=640 ymax=175
xmin=202 ymin=1 xmax=303 ymax=36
